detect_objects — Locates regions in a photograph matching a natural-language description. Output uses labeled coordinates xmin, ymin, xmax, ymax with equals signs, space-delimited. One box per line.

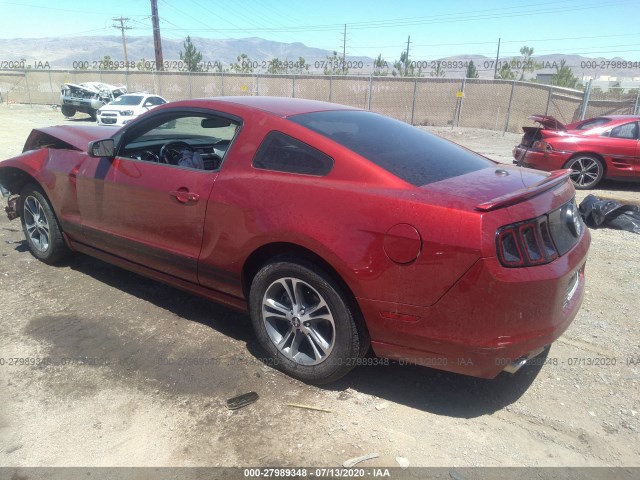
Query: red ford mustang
xmin=0 ymin=97 xmax=590 ymax=384
xmin=513 ymin=114 xmax=640 ymax=189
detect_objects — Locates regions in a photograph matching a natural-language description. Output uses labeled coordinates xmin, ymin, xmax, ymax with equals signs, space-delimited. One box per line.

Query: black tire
xmin=19 ymin=184 xmax=71 ymax=264
xmin=60 ymin=105 xmax=76 ymax=118
xmin=564 ymin=155 xmax=604 ymax=190
xmin=249 ymin=257 xmax=364 ymax=384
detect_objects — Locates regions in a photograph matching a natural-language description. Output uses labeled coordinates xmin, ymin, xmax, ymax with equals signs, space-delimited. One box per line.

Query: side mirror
xmin=88 ymin=139 xmax=115 ymax=158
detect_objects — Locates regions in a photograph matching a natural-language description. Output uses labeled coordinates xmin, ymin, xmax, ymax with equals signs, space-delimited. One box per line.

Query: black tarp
xmin=579 ymin=195 xmax=640 ymax=234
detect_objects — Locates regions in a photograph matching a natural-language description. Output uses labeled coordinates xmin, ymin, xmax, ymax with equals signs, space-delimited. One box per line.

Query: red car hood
xmin=25 ymin=125 xmax=113 ymax=152
xmin=421 ymin=165 xmax=569 ymax=211
xmin=528 ymin=115 xmax=566 ymax=131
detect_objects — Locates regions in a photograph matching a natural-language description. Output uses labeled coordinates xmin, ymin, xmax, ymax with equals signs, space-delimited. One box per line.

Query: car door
xmin=600 ymin=121 xmax=640 ymax=178
xmin=75 ymin=111 xmax=240 ymax=283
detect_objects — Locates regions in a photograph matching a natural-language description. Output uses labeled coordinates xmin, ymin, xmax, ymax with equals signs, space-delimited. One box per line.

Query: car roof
xmin=586 ymin=115 xmax=640 ymax=123
xmin=200 ymin=96 xmax=360 ymax=117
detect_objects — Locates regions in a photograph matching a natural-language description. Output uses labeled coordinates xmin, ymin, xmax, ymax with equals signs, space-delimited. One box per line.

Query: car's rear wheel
xmin=564 ymin=155 xmax=604 ymax=189
xmin=249 ymin=258 xmax=363 ymax=384
xmin=60 ymin=105 xmax=76 ymax=118
xmin=19 ymin=184 xmax=71 ymax=264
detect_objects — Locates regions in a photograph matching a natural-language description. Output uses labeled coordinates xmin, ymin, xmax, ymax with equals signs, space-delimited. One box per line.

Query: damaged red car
xmin=0 ymin=97 xmax=590 ymax=384
xmin=513 ymin=114 xmax=640 ymax=189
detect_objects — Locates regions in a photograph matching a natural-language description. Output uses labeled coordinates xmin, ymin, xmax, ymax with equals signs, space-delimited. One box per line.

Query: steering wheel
xmin=159 ymin=141 xmax=192 ymax=165
xmin=139 ymin=150 xmax=160 ymax=162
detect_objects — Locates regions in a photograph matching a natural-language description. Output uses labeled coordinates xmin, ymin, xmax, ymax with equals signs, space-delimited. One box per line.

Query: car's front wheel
xmin=564 ymin=155 xmax=604 ymax=189
xmin=60 ymin=105 xmax=76 ymax=118
xmin=249 ymin=258 xmax=364 ymax=384
xmin=19 ymin=184 xmax=71 ymax=264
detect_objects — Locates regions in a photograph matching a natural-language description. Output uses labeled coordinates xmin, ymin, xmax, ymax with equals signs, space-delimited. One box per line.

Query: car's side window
xmin=607 ymin=122 xmax=639 ymax=140
xmin=253 ymin=131 xmax=334 ymax=176
xmin=146 ymin=96 xmax=165 ymax=106
xmin=119 ymin=113 xmax=240 ymax=171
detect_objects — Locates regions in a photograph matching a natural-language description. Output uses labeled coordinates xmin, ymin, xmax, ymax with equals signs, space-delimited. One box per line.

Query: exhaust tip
xmin=503 ymin=346 xmax=546 ymax=374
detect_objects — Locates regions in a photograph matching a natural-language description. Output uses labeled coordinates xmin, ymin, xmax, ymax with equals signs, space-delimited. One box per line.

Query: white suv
xmin=96 ymin=93 xmax=167 ymax=126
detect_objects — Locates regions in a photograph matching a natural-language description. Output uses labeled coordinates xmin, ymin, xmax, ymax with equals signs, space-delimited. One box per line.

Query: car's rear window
xmin=575 ymin=117 xmax=610 ymax=130
xmin=289 ymin=110 xmax=493 ymax=186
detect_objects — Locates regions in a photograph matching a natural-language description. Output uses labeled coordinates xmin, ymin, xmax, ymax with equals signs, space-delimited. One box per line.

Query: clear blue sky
xmin=2 ymin=0 xmax=639 ymax=60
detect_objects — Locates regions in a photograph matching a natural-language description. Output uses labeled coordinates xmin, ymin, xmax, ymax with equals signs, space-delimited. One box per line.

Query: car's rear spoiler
xmin=475 ymin=170 xmax=570 ymax=212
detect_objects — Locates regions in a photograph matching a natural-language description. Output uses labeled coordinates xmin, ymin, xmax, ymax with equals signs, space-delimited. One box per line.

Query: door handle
xmin=169 ymin=190 xmax=200 ymax=203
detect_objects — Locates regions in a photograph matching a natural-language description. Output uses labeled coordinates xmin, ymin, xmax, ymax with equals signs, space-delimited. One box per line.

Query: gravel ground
xmin=0 ymin=104 xmax=638 ymax=469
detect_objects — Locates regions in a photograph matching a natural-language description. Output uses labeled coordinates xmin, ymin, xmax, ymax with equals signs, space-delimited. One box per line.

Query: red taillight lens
xmin=497 ymin=217 xmax=558 ymax=267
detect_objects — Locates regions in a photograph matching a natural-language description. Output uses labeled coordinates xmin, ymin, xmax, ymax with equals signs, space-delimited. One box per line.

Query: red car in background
xmin=513 ymin=114 xmax=640 ymax=189
xmin=0 ymin=97 xmax=590 ymax=384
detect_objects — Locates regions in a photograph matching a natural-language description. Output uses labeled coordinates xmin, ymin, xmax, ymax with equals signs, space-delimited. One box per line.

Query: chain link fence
xmin=1 ymin=69 xmax=639 ymax=133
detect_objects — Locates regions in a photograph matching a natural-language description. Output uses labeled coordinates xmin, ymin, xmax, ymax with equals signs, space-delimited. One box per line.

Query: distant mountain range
xmin=1 ymin=36 xmax=639 ymax=80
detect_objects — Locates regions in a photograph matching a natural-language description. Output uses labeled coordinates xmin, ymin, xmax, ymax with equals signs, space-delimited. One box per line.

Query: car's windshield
xmin=110 ymin=95 xmax=144 ymax=106
xmin=290 ymin=110 xmax=493 ymax=186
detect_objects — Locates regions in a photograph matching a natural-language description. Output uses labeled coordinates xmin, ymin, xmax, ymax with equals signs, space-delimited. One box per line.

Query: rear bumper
xmin=362 ymin=228 xmax=590 ymax=379
xmin=513 ymin=145 xmax=571 ymax=172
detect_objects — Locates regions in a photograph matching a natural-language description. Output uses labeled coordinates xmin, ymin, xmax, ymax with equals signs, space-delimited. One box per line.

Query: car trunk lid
xmin=528 ymin=115 xmax=566 ymax=131
xmin=420 ymin=164 xmax=569 ymax=211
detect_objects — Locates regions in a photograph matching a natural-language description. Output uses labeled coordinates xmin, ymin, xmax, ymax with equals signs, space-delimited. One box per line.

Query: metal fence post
xmin=634 ymin=87 xmax=640 ymax=115
xmin=188 ymin=71 xmax=192 ymax=99
xmin=455 ymin=77 xmax=467 ymax=128
xmin=503 ymin=80 xmax=516 ymax=134
xmin=255 ymin=73 xmax=259 ymax=96
xmin=367 ymin=74 xmax=373 ymax=111
xmin=47 ymin=69 xmax=55 ymax=104
xmin=292 ymin=75 xmax=295 ymax=98
xmin=410 ymin=78 xmax=418 ymax=124
xmin=544 ymin=85 xmax=553 ymax=116
xmin=579 ymin=79 xmax=593 ymax=120
xmin=221 ymin=71 xmax=225 ymax=96
xmin=329 ymin=75 xmax=332 ymax=102
xmin=24 ymin=71 xmax=32 ymax=107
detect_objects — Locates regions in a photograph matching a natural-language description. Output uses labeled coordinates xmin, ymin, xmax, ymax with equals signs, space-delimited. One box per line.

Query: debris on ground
xmin=579 ymin=194 xmax=640 ymax=234
xmin=342 ymin=452 xmax=379 ymax=468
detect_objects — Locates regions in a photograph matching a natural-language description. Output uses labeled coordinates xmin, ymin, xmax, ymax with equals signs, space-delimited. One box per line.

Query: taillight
xmin=497 ymin=216 xmax=558 ymax=267
xmin=532 ymin=140 xmax=553 ymax=152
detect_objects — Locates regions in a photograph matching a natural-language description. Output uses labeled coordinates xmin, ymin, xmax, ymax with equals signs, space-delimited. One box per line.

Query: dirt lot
xmin=0 ymin=104 xmax=639 ymax=468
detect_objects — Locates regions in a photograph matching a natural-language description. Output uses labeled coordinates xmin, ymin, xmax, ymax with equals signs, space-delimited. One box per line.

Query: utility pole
xmin=112 ymin=17 xmax=132 ymax=70
xmin=494 ymin=37 xmax=501 ymax=79
xmin=151 ymin=0 xmax=164 ymax=71
xmin=342 ymin=24 xmax=347 ymax=75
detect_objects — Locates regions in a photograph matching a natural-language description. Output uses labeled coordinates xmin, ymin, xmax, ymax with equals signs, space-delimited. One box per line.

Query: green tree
xmin=497 ymin=62 xmax=516 ymax=80
xmin=550 ymin=60 xmax=581 ymax=89
xmin=373 ymin=54 xmax=389 ymax=76
xmin=292 ymin=57 xmax=310 ymax=74
xmin=323 ymin=51 xmax=348 ymax=75
xmin=230 ymin=53 xmax=254 ymax=73
xmin=430 ymin=60 xmax=445 ymax=78
xmin=609 ymin=81 xmax=623 ymax=95
xmin=392 ymin=50 xmax=417 ymax=77
xmin=518 ymin=46 xmax=538 ymax=81
xmin=465 ymin=60 xmax=479 ymax=79
xmin=136 ymin=58 xmax=154 ymax=71
xmin=266 ymin=57 xmax=287 ymax=74
xmin=179 ymin=36 xmax=203 ymax=72
xmin=100 ymin=55 xmax=115 ymax=70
